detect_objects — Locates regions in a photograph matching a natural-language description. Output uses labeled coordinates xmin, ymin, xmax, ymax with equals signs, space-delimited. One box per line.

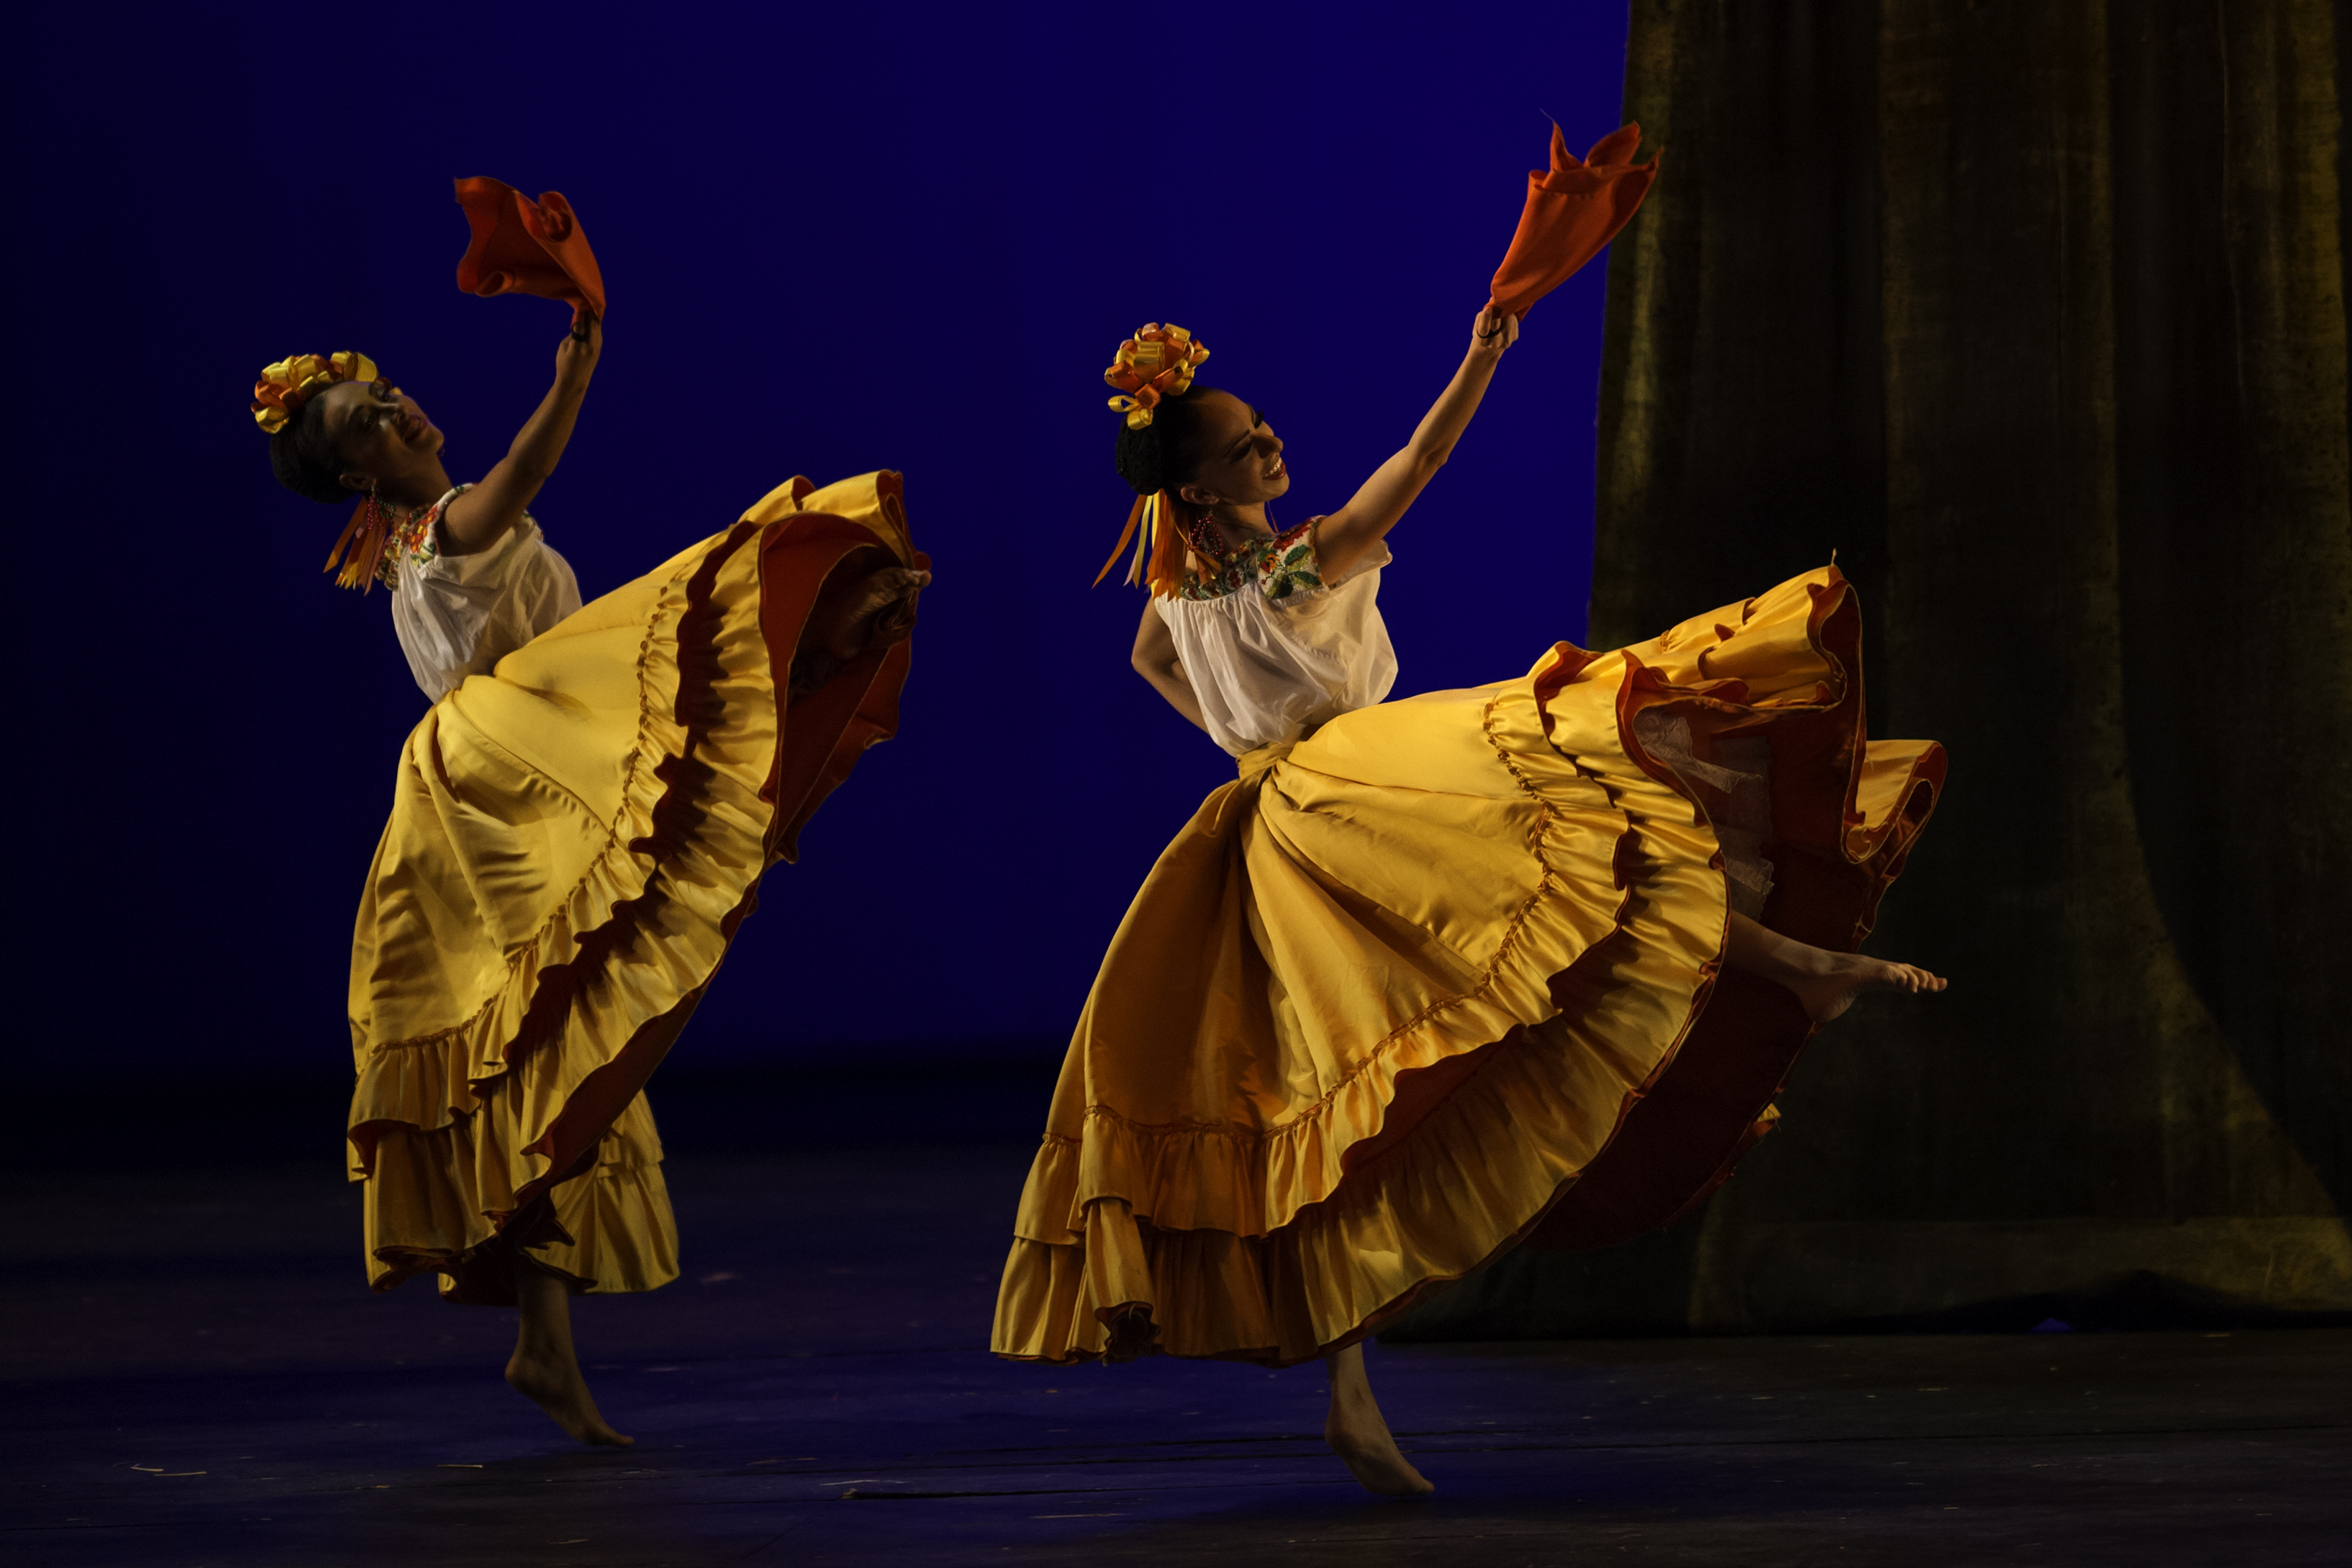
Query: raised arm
xmin=1132 ymin=604 xmax=1209 ymax=733
xmin=1315 ymin=306 xmax=1520 ymax=581
xmin=440 ymin=316 xmax=603 ymax=556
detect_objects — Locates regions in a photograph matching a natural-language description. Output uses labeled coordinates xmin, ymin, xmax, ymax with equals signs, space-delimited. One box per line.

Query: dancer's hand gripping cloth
xmin=993 ymin=559 xmax=1941 ymax=1366
xmin=453 ymin=177 xmax=608 ymax=326
xmin=1487 ymin=123 xmax=1657 ymax=319
xmin=348 ymin=473 xmax=925 ymax=1302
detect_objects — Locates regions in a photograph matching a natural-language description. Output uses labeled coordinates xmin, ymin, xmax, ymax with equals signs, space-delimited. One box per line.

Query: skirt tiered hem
xmin=993 ymin=566 xmax=1941 ymax=1365
xmin=347 ymin=473 xmax=920 ymax=1303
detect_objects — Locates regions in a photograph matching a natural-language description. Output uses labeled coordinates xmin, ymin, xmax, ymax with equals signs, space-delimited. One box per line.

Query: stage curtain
xmin=1394 ymin=0 xmax=2349 ymax=1336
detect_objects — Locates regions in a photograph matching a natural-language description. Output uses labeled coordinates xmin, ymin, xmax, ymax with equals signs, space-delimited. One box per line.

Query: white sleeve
xmin=389 ymin=524 xmax=571 ymax=701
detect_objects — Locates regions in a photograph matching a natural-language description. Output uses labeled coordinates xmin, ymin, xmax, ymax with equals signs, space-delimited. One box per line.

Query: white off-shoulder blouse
xmin=1153 ymin=518 xmax=1398 ymax=757
xmin=382 ymin=484 xmax=583 ymax=702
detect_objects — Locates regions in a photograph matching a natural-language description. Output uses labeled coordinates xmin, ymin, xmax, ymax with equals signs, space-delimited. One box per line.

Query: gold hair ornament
xmin=1104 ymin=323 xmax=1209 ymax=429
xmin=251 ymin=351 xmax=381 ymax=434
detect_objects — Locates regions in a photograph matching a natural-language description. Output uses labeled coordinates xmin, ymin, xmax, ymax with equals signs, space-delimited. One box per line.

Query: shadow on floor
xmin=4 ymin=1071 xmax=2349 ymax=1565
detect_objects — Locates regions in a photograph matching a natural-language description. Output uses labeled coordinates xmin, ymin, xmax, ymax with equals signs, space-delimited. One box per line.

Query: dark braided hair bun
xmin=268 ymin=394 xmax=354 ymax=504
xmin=1112 ymin=385 xmax=1225 ymax=497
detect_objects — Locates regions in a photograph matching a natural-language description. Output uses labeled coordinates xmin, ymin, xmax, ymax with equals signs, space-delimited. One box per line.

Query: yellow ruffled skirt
xmin=347 ymin=473 xmax=922 ymax=1304
xmin=992 ymin=566 xmax=1943 ymax=1365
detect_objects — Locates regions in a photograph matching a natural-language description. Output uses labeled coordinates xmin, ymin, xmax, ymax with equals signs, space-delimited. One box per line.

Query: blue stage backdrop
xmin=13 ymin=3 xmax=1630 ymax=1075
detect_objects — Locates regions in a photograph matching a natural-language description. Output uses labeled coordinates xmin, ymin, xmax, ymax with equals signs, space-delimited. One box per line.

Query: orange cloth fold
xmin=1488 ymin=123 xmax=1658 ymax=319
xmin=452 ymin=177 xmax=607 ymax=323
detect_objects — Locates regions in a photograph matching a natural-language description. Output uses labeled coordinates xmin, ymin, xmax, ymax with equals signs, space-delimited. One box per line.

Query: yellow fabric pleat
xmin=347 ymin=474 xmax=918 ymax=1302
xmin=993 ymin=566 xmax=1942 ymax=1365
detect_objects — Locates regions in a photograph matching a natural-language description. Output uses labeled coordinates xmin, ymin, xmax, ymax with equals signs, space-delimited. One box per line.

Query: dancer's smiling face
xmin=314 ymin=378 xmax=446 ymax=496
xmin=1174 ymin=390 xmax=1290 ymax=510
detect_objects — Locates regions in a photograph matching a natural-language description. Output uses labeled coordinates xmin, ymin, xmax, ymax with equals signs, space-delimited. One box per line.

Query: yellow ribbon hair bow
xmin=1104 ymin=323 xmax=1210 ymax=429
xmin=1092 ymin=488 xmax=1200 ymax=599
xmin=252 ymin=351 xmax=379 ymax=433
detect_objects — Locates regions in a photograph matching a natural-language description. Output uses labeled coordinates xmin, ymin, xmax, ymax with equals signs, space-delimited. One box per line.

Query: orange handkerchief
xmin=452 ymin=177 xmax=607 ymax=323
xmin=1488 ymin=123 xmax=1657 ymax=319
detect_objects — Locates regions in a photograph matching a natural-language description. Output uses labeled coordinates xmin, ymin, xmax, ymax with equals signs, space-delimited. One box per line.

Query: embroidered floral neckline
xmin=373 ymin=484 xmax=467 ymax=587
xmin=1179 ymin=518 xmax=1324 ymax=604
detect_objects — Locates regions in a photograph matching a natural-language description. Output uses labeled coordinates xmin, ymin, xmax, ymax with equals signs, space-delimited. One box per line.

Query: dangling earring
xmin=324 ymin=483 xmax=395 ymax=593
xmin=358 ymin=484 xmax=395 ymax=589
xmin=1181 ymin=494 xmax=1227 ymax=559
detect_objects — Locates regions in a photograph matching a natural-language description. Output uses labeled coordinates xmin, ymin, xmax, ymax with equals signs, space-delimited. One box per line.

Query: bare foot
xmin=1725 ymin=914 xmax=1947 ymax=1026
xmin=1786 ymin=951 xmax=1948 ymax=1025
xmin=791 ymin=556 xmax=930 ymax=700
xmin=807 ymin=555 xmax=929 ymax=662
xmin=505 ymin=1347 xmax=633 ymax=1448
xmin=508 ymin=1254 xmax=632 ymax=1448
xmin=1327 ymin=1411 xmax=1436 ymax=1497
xmin=829 ymin=564 xmax=929 ymax=654
xmin=1324 ymin=1343 xmax=1434 ymax=1497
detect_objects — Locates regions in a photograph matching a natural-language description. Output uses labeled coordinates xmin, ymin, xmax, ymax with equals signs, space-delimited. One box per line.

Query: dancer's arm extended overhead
xmin=1317 ymin=306 xmax=1519 ymax=580
xmin=442 ymin=315 xmax=604 ymax=554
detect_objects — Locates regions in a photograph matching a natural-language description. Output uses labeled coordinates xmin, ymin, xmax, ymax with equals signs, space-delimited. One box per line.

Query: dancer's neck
xmin=1200 ymin=502 xmax=1274 ymax=551
xmin=372 ymin=463 xmax=456 ymax=514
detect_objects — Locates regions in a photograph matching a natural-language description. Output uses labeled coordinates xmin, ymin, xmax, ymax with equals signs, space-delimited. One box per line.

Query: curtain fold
xmin=1399 ymin=0 xmax=2349 ymax=1338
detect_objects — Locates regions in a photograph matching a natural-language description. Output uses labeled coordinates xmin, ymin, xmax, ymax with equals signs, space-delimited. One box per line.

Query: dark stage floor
xmin=3 ymin=1076 xmax=2346 ymax=1566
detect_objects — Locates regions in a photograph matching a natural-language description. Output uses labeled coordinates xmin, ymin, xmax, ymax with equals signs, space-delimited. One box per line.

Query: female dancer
xmin=991 ymin=313 xmax=1946 ymax=1496
xmin=258 ymin=317 xmax=928 ymax=1446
